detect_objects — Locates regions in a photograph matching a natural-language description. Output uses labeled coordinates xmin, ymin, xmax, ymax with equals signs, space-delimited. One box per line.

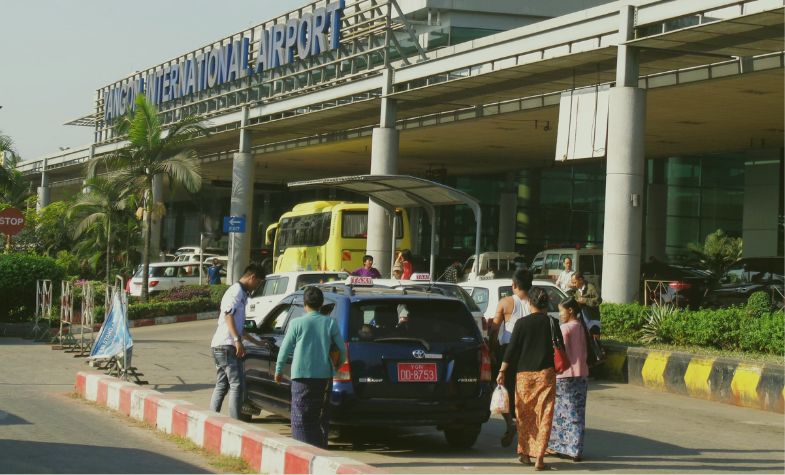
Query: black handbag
xmin=578 ymin=312 xmax=606 ymax=367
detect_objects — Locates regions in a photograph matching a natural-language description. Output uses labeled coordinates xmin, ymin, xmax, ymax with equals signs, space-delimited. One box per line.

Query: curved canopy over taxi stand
xmin=288 ymin=175 xmax=482 ymax=279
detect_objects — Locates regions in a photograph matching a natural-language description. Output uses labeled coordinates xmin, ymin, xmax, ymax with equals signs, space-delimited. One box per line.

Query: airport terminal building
xmin=17 ymin=0 xmax=784 ymax=302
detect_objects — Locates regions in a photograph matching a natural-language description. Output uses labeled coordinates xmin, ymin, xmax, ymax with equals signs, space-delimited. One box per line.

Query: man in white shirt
xmin=555 ymin=257 xmax=575 ymax=292
xmin=209 ymin=263 xmax=265 ymax=420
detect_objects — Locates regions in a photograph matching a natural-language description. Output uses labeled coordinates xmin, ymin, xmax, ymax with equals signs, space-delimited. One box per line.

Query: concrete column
xmin=228 ymin=107 xmax=255 ymax=282
xmin=36 ymin=158 xmax=49 ymax=211
xmin=497 ymin=172 xmax=517 ymax=252
xmin=743 ymin=150 xmax=782 ymax=257
xmin=516 ymin=169 xmax=541 ymax=255
xmin=601 ymin=5 xmax=646 ymax=304
xmin=366 ymin=69 xmax=399 ymax=277
xmin=645 ymin=159 xmax=667 ymax=262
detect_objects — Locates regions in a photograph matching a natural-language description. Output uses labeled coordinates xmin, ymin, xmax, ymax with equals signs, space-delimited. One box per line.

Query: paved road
xmin=0 ymin=338 xmax=215 ymax=474
xmin=6 ymin=320 xmax=784 ymax=473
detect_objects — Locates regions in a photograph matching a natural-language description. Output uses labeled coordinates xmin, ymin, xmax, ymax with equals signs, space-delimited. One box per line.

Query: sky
xmin=0 ymin=0 xmax=304 ymax=161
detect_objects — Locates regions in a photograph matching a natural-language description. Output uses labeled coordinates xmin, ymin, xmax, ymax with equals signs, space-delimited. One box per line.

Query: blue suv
xmin=241 ymin=284 xmax=493 ymax=448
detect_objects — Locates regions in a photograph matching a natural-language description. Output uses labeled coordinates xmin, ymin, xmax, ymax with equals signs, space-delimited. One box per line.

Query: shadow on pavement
xmin=0 ymin=410 xmax=31 ymax=426
xmin=0 ymin=440 xmax=211 ymax=474
xmin=338 ymin=425 xmax=783 ymax=473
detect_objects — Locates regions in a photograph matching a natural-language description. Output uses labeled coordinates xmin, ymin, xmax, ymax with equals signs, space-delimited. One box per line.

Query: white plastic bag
xmin=490 ymin=384 xmax=510 ymax=415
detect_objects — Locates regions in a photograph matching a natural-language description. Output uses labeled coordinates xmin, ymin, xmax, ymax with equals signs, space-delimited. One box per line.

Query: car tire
xmin=239 ymin=402 xmax=260 ymax=422
xmin=444 ymin=425 xmax=481 ymax=449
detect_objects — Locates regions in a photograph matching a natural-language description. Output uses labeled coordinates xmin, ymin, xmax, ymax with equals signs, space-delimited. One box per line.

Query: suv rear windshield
xmin=349 ymin=300 xmax=478 ymax=343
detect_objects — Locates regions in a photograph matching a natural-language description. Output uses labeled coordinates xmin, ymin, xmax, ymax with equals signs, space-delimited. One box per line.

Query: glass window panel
xmin=700 ymin=189 xmax=743 ymax=220
xmin=667 ymin=157 xmax=701 ymax=186
xmin=666 ymin=216 xmax=700 ymax=252
xmin=701 ymin=155 xmax=745 ymax=187
xmin=667 ymin=186 xmax=700 ymax=216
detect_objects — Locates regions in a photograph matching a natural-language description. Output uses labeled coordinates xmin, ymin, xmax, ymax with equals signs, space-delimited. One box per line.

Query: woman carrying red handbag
xmin=496 ymin=287 xmax=564 ymax=471
xmin=547 ymin=297 xmax=590 ymax=462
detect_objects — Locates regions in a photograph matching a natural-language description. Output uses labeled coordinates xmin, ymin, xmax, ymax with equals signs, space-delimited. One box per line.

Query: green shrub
xmin=641 ymin=305 xmax=678 ymax=344
xmin=739 ymin=312 xmax=784 ymax=354
xmin=127 ymin=298 xmax=214 ymax=320
xmin=602 ymin=302 xmax=783 ymax=356
xmin=599 ymin=302 xmax=649 ymax=341
xmin=0 ymin=253 xmax=65 ymax=321
xmin=746 ymin=291 xmax=772 ymax=317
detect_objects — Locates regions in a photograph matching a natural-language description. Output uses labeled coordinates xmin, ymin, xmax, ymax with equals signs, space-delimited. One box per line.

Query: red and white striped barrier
xmin=75 ymin=371 xmax=383 ymax=474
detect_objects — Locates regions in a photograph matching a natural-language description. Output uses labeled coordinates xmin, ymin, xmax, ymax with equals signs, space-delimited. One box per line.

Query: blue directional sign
xmin=223 ymin=215 xmax=246 ymax=233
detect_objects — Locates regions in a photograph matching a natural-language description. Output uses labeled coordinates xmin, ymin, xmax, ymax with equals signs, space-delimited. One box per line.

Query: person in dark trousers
xmin=207 ymin=258 xmax=223 ymax=285
xmin=209 ymin=263 xmax=265 ymax=419
xmin=570 ymin=272 xmax=602 ymax=338
xmin=275 ymin=287 xmax=346 ymax=448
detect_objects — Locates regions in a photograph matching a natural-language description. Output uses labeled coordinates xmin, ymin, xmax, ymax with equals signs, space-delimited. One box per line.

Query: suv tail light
xmin=669 ymin=281 xmax=692 ymax=291
xmin=149 ymin=280 xmax=159 ymax=287
xmin=333 ymin=343 xmax=351 ymax=382
xmin=480 ymin=342 xmax=492 ymax=382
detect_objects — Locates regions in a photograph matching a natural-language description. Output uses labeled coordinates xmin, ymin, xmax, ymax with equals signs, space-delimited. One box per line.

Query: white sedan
xmin=128 ymin=262 xmax=208 ymax=297
xmin=245 ymin=271 xmax=348 ymax=325
xmin=459 ymin=278 xmax=567 ymax=325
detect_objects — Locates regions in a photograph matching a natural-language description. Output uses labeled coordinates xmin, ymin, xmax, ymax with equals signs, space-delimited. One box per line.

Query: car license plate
xmin=397 ymin=363 xmax=437 ymax=382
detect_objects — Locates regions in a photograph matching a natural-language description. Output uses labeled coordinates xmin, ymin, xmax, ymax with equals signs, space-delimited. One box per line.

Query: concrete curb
xmin=58 ymin=311 xmax=217 ymax=334
xmin=75 ymin=371 xmax=383 ymax=474
xmin=594 ymin=345 xmax=784 ymax=412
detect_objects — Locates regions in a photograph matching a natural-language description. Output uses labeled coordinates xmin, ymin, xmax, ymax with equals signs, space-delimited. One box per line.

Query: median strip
xmin=75 ymin=371 xmax=384 ymax=474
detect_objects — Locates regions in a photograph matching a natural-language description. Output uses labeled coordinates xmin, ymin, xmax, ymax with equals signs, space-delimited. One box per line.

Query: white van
xmin=460 ymin=252 xmax=524 ymax=281
xmin=530 ymin=248 xmax=603 ymax=289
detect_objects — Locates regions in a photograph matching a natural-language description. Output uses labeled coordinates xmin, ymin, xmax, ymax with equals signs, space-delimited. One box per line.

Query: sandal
xmin=518 ymin=455 xmax=533 ymax=466
xmin=535 ymin=463 xmax=552 ymax=471
xmin=501 ymin=426 xmax=517 ymax=447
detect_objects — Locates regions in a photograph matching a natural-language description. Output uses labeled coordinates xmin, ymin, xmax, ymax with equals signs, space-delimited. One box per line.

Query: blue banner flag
xmin=90 ymin=290 xmax=133 ymax=363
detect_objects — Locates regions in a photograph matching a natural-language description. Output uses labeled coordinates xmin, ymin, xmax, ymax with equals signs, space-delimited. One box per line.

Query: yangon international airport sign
xmin=103 ymin=0 xmax=345 ymax=123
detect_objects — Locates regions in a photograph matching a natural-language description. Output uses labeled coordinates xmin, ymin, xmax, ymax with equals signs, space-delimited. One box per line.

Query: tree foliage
xmin=88 ymin=95 xmax=205 ymax=301
xmin=687 ymin=229 xmax=743 ymax=286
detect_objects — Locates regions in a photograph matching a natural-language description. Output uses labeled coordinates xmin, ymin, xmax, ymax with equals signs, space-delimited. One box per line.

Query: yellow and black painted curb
xmin=591 ymin=344 xmax=784 ymax=413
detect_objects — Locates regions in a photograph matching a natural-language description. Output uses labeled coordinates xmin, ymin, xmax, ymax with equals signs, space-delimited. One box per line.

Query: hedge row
xmin=0 ymin=253 xmax=65 ymax=322
xmin=124 ymin=284 xmax=229 ymax=321
xmin=601 ymin=295 xmax=784 ymax=356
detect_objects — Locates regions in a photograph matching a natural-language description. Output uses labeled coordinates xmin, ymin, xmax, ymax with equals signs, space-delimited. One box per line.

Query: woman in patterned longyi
xmin=547 ymin=297 xmax=589 ymax=462
xmin=496 ymin=287 xmax=562 ymax=471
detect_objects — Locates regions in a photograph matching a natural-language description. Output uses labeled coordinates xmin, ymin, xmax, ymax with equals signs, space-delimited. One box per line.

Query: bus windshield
xmin=277 ymin=213 xmax=331 ymax=254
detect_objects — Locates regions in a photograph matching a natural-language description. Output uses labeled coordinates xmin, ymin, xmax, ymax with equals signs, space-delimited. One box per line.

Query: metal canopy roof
xmin=288 ymin=174 xmax=483 ymax=277
xmin=288 ymin=174 xmax=481 ymax=210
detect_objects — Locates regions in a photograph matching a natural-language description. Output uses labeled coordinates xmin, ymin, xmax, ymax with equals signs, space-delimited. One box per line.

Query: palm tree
xmin=0 ymin=131 xmax=19 ymax=194
xmin=89 ymin=94 xmax=205 ymax=302
xmin=69 ymin=178 xmax=135 ymax=284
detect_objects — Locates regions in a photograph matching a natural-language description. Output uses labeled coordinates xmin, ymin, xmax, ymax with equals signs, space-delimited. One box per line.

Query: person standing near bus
xmin=348 ymin=255 xmax=382 ymax=278
xmin=396 ymin=249 xmax=414 ymax=280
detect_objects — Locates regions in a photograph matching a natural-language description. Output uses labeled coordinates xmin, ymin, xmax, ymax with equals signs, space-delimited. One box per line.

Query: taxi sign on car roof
xmin=410 ymin=273 xmax=431 ymax=281
xmin=346 ymin=276 xmax=374 ymax=286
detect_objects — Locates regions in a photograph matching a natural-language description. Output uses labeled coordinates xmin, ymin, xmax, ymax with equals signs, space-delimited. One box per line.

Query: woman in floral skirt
xmin=547 ymin=297 xmax=589 ymax=462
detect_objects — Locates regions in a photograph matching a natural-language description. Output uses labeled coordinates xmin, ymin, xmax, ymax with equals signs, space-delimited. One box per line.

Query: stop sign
xmin=0 ymin=207 xmax=25 ymax=236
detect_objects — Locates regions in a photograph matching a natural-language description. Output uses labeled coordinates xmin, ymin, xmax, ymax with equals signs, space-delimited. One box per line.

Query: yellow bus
xmin=271 ymin=201 xmax=410 ymax=273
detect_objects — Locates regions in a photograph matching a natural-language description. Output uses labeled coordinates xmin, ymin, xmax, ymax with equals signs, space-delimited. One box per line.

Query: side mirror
xmin=243 ymin=320 xmax=258 ymax=332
